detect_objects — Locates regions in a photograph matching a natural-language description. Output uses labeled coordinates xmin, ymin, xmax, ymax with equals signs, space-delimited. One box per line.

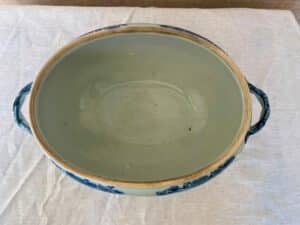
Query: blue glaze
xmin=245 ymin=82 xmax=270 ymax=142
xmin=51 ymin=160 xmax=124 ymax=194
xmin=13 ymin=82 xmax=33 ymax=133
xmin=156 ymin=156 xmax=235 ymax=195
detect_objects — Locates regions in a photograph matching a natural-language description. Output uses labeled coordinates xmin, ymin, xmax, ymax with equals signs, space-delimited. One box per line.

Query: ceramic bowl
xmin=13 ymin=24 xmax=270 ymax=196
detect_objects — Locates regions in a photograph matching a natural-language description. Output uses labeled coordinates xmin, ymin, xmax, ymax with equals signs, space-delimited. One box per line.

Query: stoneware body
xmin=13 ymin=24 xmax=270 ymax=196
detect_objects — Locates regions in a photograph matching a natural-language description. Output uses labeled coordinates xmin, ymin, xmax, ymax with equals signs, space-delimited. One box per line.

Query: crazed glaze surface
xmin=79 ymin=80 xmax=208 ymax=145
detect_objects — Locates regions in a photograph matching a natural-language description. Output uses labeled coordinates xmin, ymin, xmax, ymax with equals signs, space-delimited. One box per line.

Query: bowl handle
xmin=13 ymin=82 xmax=33 ymax=134
xmin=245 ymin=82 xmax=270 ymax=142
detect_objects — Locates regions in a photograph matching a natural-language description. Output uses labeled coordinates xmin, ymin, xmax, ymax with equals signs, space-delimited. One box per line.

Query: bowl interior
xmin=34 ymin=31 xmax=244 ymax=182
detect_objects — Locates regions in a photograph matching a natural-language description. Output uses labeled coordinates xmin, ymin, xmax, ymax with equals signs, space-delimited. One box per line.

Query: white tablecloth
xmin=0 ymin=6 xmax=299 ymax=225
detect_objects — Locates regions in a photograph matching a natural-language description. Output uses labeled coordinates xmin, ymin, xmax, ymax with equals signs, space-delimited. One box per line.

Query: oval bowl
xmin=13 ymin=24 xmax=270 ymax=196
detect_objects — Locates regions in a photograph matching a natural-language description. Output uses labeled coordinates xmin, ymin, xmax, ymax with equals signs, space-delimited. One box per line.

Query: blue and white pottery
xmin=13 ymin=24 xmax=270 ymax=196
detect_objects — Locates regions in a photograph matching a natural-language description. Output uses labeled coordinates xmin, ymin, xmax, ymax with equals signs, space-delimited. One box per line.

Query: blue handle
xmin=245 ymin=82 xmax=270 ymax=142
xmin=13 ymin=82 xmax=33 ymax=133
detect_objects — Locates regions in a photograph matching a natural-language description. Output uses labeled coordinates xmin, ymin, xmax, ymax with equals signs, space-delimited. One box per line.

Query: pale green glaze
xmin=36 ymin=32 xmax=244 ymax=182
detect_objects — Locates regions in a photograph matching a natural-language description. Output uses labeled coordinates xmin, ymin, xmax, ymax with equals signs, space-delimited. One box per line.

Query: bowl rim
xmin=29 ymin=23 xmax=251 ymax=187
